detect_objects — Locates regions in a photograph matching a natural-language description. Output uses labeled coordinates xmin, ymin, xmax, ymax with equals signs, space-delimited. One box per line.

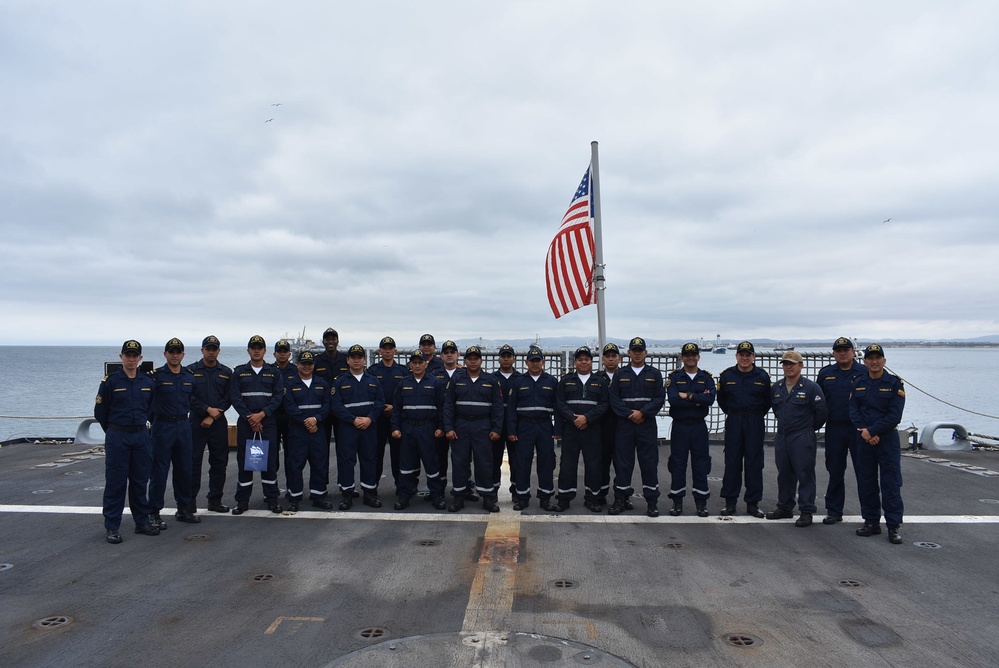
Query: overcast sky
xmin=2 ymin=1 xmax=996 ymax=348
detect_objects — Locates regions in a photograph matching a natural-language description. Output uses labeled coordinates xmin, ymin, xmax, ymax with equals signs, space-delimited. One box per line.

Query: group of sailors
xmin=94 ymin=330 xmax=906 ymax=546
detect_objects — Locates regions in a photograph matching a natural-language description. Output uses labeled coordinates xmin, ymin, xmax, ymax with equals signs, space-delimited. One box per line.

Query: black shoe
xmin=541 ymin=499 xmax=559 ymax=512
xmin=647 ymin=502 xmax=660 ymax=518
xmin=175 ymin=510 xmax=201 ymax=524
xmin=338 ymin=495 xmax=353 ymax=511
xmin=795 ymin=512 xmax=813 ymax=527
xmin=288 ymin=501 xmax=300 ymax=512
xmin=448 ymin=498 xmax=464 ymax=513
xmin=596 ymin=497 xmax=608 ymax=507
xmin=483 ymin=498 xmax=500 ymax=513
xmin=106 ymin=529 xmax=122 ymax=544
xmin=394 ymin=498 xmax=409 ymax=510
xmin=556 ymin=499 xmax=571 ymax=512
xmin=465 ymin=492 xmax=480 ymax=502
xmin=350 ymin=489 xmax=361 ymax=498
xmin=822 ymin=514 xmax=843 ymax=525
xmin=720 ymin=505 xmax=737 ymax=516
xmin=747 ymin=504 xmax=765 ymax=518
xmin=134 ymin=523 xmax=160 ymax=536
xmin=669 ymin=503 xmax=683 ymax=517
xmin=888 ymin=528 xmax=903 ymax=544
xmin=185 ymin=506 xmax=198 ymax=515
xmin=311 ymin=498 xmax=333 ymax=510
xmin=207 ymin=501 xmax=230 ymax=513
xmin=512 ymin=499 xmax=528 ymax=511
xmin=584 ymin=500 xmax=602 ymax=513
xmin=856 ymin=523 xmax=882 ymax=537
xmin=696 ymin=504 xmax=709 ymax=518
xmin=266 ymin=501 xmax=282 ymax=514
xmin=149 ymin=513 xmax=168 ymax=530
xmin=608 ymin=499 xmax=633 ymax=515
xmin=362 ymin=492 xmax=382 ymax=509
xmin=231 ymin=502 xmax=249 ymax=515
xmin=431 ymin=497 xmax=447 ymax=510
xmin=766 ymin=507 xmax=794 ymax=520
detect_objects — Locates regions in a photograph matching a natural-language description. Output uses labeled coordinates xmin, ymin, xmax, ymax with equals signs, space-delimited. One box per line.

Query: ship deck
xmin=1 ymin=439 xmax=998 ymax=667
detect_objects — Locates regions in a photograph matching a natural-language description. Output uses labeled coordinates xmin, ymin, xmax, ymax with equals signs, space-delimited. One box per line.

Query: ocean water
xmin=2 ymin=346 xmax=998 ymax=442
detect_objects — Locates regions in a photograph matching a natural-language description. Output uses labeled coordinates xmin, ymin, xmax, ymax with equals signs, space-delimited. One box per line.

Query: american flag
xmin=546 ymin=168 xmax=596 ymax=319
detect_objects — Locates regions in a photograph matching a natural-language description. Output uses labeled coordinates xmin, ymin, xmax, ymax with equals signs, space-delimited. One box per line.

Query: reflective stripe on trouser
xmin=823 ymin=421 xmax=860 ymax=516
xmin=336 ymin=423 xmax=379 ymax=491
xmin=234 ymin=418 xmax=280 ymax=502
xmin=512 ymin=419 xmax=555 ymax=501
xmin=103 ymin=428 xmax=153 ymax=531
xmin=773 ymin=429 xmax=818 ymax=513
xmin=149 ymin=419 xmax=193 ymax=512
xmin=612 ymin=418 xmax=660 ymax=501
xmin=556 ymin=426 xmax=602 ymax=502
xmin=191 ymin=417 xmax=229 ymax=503
xmin=720 ymin=413 xmax=766 ymax=505
xmin=450 ymin=418 xmax=497 ymax=500
xmin=284 ymin=423 xmax=330 ymax=503
xmin=855 ymin=430 xmax=903 ymax=528
xmin=668 ymin=421 xmax=711 ymax=502
xmin=397 ymin=421 xmax=445 ymax=500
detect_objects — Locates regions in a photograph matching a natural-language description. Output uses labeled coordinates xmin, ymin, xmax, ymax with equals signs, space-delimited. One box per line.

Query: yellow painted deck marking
xmin=264 ymin=616 xmax=324 ymax=635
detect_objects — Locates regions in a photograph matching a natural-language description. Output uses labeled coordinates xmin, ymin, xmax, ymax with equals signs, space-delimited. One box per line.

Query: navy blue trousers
xmin=720 ymin=414 xmax=765 ymax=505
xmin=235 ymin=418 xmax=280 ymax=503
xmin=668 ymin=421 xmax=711 ymax=503
xmin=103 ymin=427 xmax=154 ymax=531
xmin=557 ymin=426 xmax=602 ymax=502
xmin=191 ymin=417 xmax=229 ymax=504
xmin=284 ymin=423 xmax=330 ymax=503
xmin=774 ymin=429 xmax=817 ymax=513
xmin=856 ymin=432 xmax=903 ymax=528
xmin=612 ymin=419 xmax=660 ymax=501
xmin=597 ymin=417 xmax=616 ymax=500
xmin=336 ymin=422 xmax=378 ymax=492
xmin=492 ymin=436 xmax=517 ymax=494
xmin=823 ymin=421 xmax=860 ymax=516
xmin=450 ymin=418 xmax=497 ymax=500
xmin=149 ymin=419 xmax=193 ymax=512
xmin=397 ymin=420 xmax=445 ymax=501
xmin=375 ymin=416 xmax=401 ymax=490
xmin=512 ymin=418 xmax=556 ymax=502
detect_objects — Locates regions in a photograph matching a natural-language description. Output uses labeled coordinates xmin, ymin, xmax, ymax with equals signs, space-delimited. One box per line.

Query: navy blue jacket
xmin=442 ymin=369 xmax=504 ymax=433
xmin=555 ymin=372 xmax=610 ymax=435
xmin=609 ymin=365 xmax=666 ymax=420
xmin=666 ymin=368 xmax=716 ymax=421
xmin=371 ymin=360 xmax=407 ymax=416
xmin=772 ymin=377 xmax=828 ymax=433
xmin=282 ymin=375 xmax=331 ymax=425
xmin=94 ymin=369 xmax=155 ymax=430
xmin=230 ymin=362 xmax=284 ymax=419
xmin=507 ymin=371 xmax=558 ymax=436
xmin=149 ymin=365 xmax=196 ymax=420
xmin=717 ymin=365 xmax=771 ymax=416
xmin=186 ymin=360 xmax=232 ymax=420
xmin=818 ymin=361 xmax=867 ymax=424
xmin=330 ymin=372 xmax=386 ymax=424
xmin=315 ymin=351 xmax=349 ymax=384
xmin=849 ymin=372 xmax=905 ymax=437
xmin=391 ymin=373 xmax=446 ymax=431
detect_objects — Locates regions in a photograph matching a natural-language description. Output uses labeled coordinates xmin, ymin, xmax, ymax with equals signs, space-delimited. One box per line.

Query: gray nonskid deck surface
xmin=1 ymin=441 xmax=998 ymax=667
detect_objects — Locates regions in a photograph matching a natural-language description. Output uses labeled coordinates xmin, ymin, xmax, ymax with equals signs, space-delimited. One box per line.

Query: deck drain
xmin=914 ymin=542 xmax=942 ymax=549
xmin=251 ymin=573 xmax=275 ymax=581
xmin=416 ymin=539 xmax=441 ymax=547
xmin=33 ymin=616 xmax=73 ymax=629
xmin=0 ymin=563 xmax=13 ymax=571
xmin=723 ymin=633 xmax=762 ymax=648
xmin=185 ymin=534 xmax=211 ymax=542
xmin=63 ymin=471 xmax=82 ymax=476
xmin=32 ymin=490 xmax=54 ymax=495
xmin=357 ymin=627 xmax=388 ymax=640
xmin=665 ymin=543 xmax=684 ymax=549
xmin=979 ymin=499 xmax=999 ymax=505
xmin=552 ymin=579 xmax=577 ymax=589
xmin=838 ymin=579 xmax=864 ymax=587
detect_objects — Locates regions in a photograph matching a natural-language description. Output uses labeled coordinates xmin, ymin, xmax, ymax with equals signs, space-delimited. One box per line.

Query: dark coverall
xmin=507 ymin=371 xmax=559 ymax=504
xmin=554 ymin=372 xmax=609 ymax=504
xmin=609 ymin=365 xmax=666 ymax=502
xmin=771 ymin=378 xmax=828 ymax=514
xmin=188 ymin=359 xmax=232 ymax=507
xmin=391 ymin=373 xmax=447 ymax=502
xmin=148 ymin=364 xmax=196 ymax=514
xmin=330 ymin=372 xmax=386 ymax=493
xmin=594 ymin=369 xmax=618 ymax=502
xmin=273 ymin=362 xmax=298 ymax=476
xmin=442 ymin=369 xmax=503 ymax=502
xmin=850 ymin=372 xmax=906 ymax=529
xmin=95 ymin=369 xmax=156 ymax=531
xmin=817 ymin=361 xmax=867 ymax=517
xmin=371 ymin=360 xmax=406 ymax=491
xmin=230 ymin=362 xmax=284 ymax=504
xmin=282 ymin=374 xmax=332 ymax=505
xmin=315 ymin=350 xmax=349 ymax=480
xmin=717 ymin=364 xmax=771 ymax=506
xmin=493 ymin=368 xmax=522 ymax=494
xmin=666 ymin=368 xmax=717 ymax=504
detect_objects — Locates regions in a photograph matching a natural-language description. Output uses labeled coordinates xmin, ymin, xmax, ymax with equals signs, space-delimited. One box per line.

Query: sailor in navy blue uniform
xmin=282 ymin=350 xmax=332 ymax=511
xmin=608 ymin=337 xmax=666 ymax=517
xmin=554 ymin=346 xmax=610 ymax=512
xmin=717 ymin=341 xmax=771 ymax=518
xmin=594 ymin=343 xmax=622 ymax=506
xmin=817 ymin=337 xmax=867 ymax=525
xmin=492 ymin=344 xmax=521 ymax=497
xmin=666 ymin=342 xmax=717 ymax=517
xmin=230 ymin=335 xmax=285 ymax=514
xmin=148 ymin=338 xmax=199 ymax=529
xmin=315 ymin=327 xmax=349 ymax=486
xmin=420 ymin=333 xmax=444 ymax=377
xmin=390 ymin=351 xmax=448 ymax=510
xmin=94 ymin=340 xmax=160 ymax=543
xmin=431 ymin=340 xmax=476 ymax=499
xmin=508 ymin=346 xmax=559 ymax=511
xmin=443 ymin=346 xmax=503 ymax=513
xmin=767 ymin=351 xmax=829 ymax=527
xmin=271 ymin=339 xmax=298 ymax=478
xmin=330 ymin=344 xmax=386 ymax=510
xmin=850 ymin=344 xmax=906 ymax=544
xmin=188 ymin=335 xmax=232 ymax=514
xmin=371 ymin=336 xmax=406 ymax=493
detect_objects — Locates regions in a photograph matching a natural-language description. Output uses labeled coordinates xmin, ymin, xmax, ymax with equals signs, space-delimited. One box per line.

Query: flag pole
xmin=590 ymin=141 xmax=607 ymax=360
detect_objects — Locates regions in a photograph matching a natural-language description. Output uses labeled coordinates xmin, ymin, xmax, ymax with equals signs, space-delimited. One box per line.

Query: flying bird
xmin=265 ymin=118 xmax=274 ymax=123
xmin=882 ymin=218 xmax=892 ymax=223
xmin=271 ymin=103 xmax=282 ymax=106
